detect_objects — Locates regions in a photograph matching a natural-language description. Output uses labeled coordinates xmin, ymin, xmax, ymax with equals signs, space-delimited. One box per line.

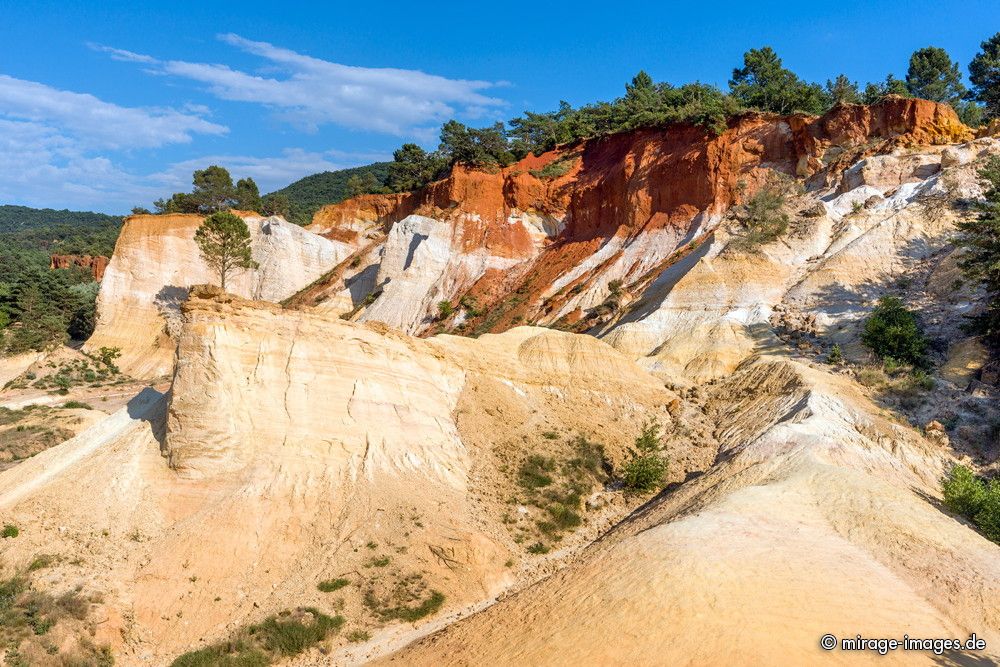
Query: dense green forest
xmin=265 ymin=162 xmax=392 ymax=226
xmin=0 ymin=206 xmax=122 ymax=355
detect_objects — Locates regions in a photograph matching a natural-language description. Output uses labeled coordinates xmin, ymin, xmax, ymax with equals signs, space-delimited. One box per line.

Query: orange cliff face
xmin=303 ymin=98 xmax=971 ymax=335
xmin=50 ymin=254 xmax=110 ymax=281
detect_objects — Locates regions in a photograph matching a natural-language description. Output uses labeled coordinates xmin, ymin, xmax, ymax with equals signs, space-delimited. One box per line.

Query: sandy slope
xmin=379 ymin=358 xmax=1000 ymax=665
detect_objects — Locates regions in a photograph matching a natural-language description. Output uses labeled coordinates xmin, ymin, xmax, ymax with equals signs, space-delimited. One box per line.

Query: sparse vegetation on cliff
xmin=729 ymin=177 xmax=791 ymax=252
xmin=171 ymin=608 xmax=344 ymax=667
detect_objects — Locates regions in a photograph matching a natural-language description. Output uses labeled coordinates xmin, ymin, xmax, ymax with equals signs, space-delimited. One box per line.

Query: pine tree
xmin=969 ymin=32 xmax=1000 ymax=119
xmin=234 ymin=177 xmax=262 ymax=213
xmin=905 ymin=47 xmax=966 ymax=104
xmin=956 ymin=156 xmax=1000 ymax=344
xmin=193 ymin=211 xmax=258 ymax=291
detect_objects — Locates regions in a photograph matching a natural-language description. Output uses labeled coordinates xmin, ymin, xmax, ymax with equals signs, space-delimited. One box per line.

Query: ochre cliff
xmin=85 ymin=212 xmax=352 ymax=378
xmin=50 ymin=254 xmax=109 ymax=281
xmin=302 ymin=98 xmax=971 ymax=335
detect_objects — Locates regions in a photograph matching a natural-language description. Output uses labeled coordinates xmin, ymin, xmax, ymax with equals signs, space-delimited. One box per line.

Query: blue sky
xmin=2 ymin=0 xmax=998 ymax=214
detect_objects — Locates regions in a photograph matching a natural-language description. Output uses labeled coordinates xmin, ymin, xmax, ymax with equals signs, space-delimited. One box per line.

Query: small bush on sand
xmin=518 ymin=456 xmax=555 ymax=489
xmin=622 ymin=420 xmax=668 ymax=492
xmin=317 ymin=578 xmax=349 ymax=593
xmin=171 ymin=607 xmax=343 ymax=666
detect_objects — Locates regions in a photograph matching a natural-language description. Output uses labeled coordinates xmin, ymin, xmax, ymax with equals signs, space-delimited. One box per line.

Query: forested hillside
xmin=265 ymin=162 xmax=391 ymax=225
xmin=0 ymin=206 xmax=122 ymax=355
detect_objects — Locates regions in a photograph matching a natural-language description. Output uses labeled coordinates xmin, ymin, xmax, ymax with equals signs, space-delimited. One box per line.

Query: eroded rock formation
xmin=50 ymin=254 xmax=110 ymax=281
xmin=301 ymin=98 xmax=972 ymax=337
xmin=85 ymin=212 xmax=353 ymax=377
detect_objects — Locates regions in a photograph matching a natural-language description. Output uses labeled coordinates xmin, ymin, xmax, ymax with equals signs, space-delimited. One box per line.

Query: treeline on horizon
xmin=352 ymin=37 xmax=1000 ymax=196
xmin=144 ymin=38 xmax=1000 ymax=224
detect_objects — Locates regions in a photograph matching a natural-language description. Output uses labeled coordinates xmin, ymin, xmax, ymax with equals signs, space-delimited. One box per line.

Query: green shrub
xmin=943 ymin=465 xmax=987 ymax=517
xmin=250 ymin=608 xmax=343 ymax=656
xmin=526 ymin=542 xmax=549 ymax=555
xmin=95 ymin=347 xmax=122 ymax=374
xmin=529 ymin=157 xmax=578 ymax=180
xmin=2 ymin=525 xmax=18 ymax=538
xmin=436 ymin=301 xmax=454 ymax=319
xmin=365 ymin=590 xmax=445 ymax=622
xmin=459 ymin=295 xmax=481 ymax=317
xmin=854 ymin=366 xmax=885 ymax=387
xmin=861 ymin=296 xmax=927 ymax=367
xmin=317 ymin=578 xmax=349 ymax=593
xmin=975 ymin=480 xmax=1000 ymax=543
xmin=170 ymin=608 xmax=342 ymax=666
xmin=170 ymin=642 xmax=269 ymax=667
xmin=730 ymin=179 xmax=790 ymax=252
xmin=941 ymin=465 xmax=1000 ymax=544
xmin=62 ymin=401 xmax=92 ymax=410
xmin=827 ymin=344 xmax=843 ymax=365
xmin=621 ymin=420 xmax=668 ymax=492
xmin=347 ymin=630 xmax=371 ymax=643
xmin=28 ymin=554 xmax=56 ymax=571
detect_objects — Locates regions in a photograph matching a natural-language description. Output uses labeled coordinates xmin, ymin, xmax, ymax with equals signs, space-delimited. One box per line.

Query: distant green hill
xmin=267 ymin=162 xmax=392 ymax=226
xmin=0 ymin=205 xmax=122 ymax=256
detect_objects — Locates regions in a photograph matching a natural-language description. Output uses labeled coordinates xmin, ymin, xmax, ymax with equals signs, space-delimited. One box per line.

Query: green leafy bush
xmin=827 ymin=344 xmax=843 ymax=364
xmin=170 ymin=643 xmax=269 ymax=667
xmin=942 ymin=465 xmax=1000 ymax=543
xmin=861 ymin=296 xmax=927 ymax=367
xmin=529 ymin=157 xmax=578 ymax=180
xmin=1 ymin=524 xmax=18 ymax=538
xmin=366 ymin=590 xmax=445 ymax=623
xmin=621 ymin=420 xmax=668 ymax=492
xmin=251 ymin=609 xmax=344 ymax=656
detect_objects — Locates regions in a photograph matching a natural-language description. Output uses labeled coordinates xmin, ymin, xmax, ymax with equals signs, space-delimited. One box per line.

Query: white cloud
xmin=0 ymin=73 xmax=231 ymax=212
xmin=0 ymin=74 xmax=227 ymax=150
xmin=97 ymin=34 xmax=506 ymax=136
xmin=0 ymin=139 xmax=386 ymax=213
